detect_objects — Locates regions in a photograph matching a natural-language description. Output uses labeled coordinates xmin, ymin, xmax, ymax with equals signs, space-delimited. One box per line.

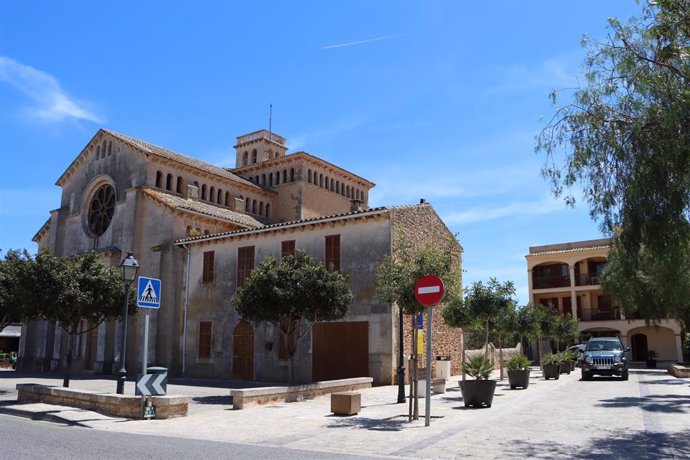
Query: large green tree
xmin=536 ymin=0 xmax=690 ymax=327
xmin=13 ymin=249 xmax=135 ymax=387
xmin=234 ymin=250 xmax=352 ymax=383
xmin=0 ymin=250 xmax=31 ymax=333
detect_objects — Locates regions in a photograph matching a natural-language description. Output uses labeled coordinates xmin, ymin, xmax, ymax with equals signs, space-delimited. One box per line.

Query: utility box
xmin=435 ymin=355 xmax=451 ymax=381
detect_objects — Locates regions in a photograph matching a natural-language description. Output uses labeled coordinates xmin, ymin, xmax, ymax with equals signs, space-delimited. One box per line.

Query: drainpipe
xmin=181 ymin=244 xmax=191 ymax=375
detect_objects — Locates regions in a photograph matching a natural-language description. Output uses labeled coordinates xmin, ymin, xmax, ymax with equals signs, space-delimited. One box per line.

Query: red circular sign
xmin=414 ymin=274 xmax=445 ymax=307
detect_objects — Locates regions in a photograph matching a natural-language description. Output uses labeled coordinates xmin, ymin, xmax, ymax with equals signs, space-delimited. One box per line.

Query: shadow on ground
xmin=505 ymin=429 xmax=690 ymax=459
xmin=596 ymin=394 xmax=690 ymax=414
xmin=324 ymin=414 xmax=416 ymax=432
xmin=191 ymin=395 xmax=232 ymax=405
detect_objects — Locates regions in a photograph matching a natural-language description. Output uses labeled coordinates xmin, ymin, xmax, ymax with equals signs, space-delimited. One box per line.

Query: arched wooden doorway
xmin=630 ymin=333 xmax=648 ymax=361
xmin=232 ymin=321 xmax=254 ymax=381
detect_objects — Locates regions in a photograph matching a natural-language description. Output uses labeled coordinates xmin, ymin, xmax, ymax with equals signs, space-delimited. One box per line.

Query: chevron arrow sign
xmin=135 ymin=373 xmax=167 ymax=396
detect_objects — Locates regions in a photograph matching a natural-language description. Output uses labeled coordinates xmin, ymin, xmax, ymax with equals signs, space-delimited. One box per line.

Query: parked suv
xmin=581 ymin=337 xmax=629 ymax=380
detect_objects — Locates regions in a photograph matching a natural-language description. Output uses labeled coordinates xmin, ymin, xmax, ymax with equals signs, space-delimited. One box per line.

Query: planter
xmin=459 ymin=380 xmax=497 ymax=408
xmin=543 ymin=363 xmax=561 ymax=380
xmin=560 ymin=362 xmax=571 ymax=375
xmin=507 ymin=369 xmax=530 ymax=389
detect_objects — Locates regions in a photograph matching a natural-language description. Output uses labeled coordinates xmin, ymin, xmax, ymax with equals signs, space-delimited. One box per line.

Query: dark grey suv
xmin=580 ymin=337 xmax=629 ymax=380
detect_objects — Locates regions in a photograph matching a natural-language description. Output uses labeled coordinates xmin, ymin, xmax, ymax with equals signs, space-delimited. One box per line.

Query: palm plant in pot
xmin=542 ymin=353 xmax=561 ymax=380
xmin=460 ymin=355 xmax=496 ymax=407
xmin=507 ymin=354 xmax=531 ymax=389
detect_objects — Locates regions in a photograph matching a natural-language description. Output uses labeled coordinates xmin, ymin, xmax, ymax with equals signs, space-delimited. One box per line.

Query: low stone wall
xmin=465 ymin=342 xmax=522 ymax=368
xmin=16 ymin=383 xmax=191 ymax=419
xmin=668 ymin=363 xmax=690 ymax=378
xmin=231 ymin=377 xmax=373 ymax=410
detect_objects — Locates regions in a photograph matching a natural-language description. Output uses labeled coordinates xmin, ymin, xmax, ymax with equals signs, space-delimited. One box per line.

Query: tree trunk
xmin=461 ymin=329 xmax=466 ymax=381
xmin=484 ymin=318 xmax=490 ymax=359
xmin=63 ymin=332 xmax=73 ymax=388
xmin=498 ymin=335 xmax=504 ymax=380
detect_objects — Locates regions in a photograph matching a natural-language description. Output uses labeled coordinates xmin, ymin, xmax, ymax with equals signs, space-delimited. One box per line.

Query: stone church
xmin=20 ymin=128 xmax=462 ymax=385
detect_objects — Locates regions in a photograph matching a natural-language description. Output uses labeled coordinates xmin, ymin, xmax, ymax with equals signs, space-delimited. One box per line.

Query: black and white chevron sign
xmin=135 ymin=373 xmax=167 ymax=396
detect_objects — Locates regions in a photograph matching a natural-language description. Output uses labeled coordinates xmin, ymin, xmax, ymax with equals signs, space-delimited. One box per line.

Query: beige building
xmin=21 ymin=128 xmax=462 ymax=385
xmin=526 ymin=239 xmax=683 ymax=362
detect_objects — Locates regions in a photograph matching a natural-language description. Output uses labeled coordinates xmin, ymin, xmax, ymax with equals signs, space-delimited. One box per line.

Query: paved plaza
xmin=1 ymin=367 xmax=689 ymax=459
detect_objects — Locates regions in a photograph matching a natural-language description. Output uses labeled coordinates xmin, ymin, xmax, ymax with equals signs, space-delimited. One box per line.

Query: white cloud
xmin=442 ymin=196 xmax=565 ymax=225
xmin=488 ymin=55 xmax=581 ymax=94
xmin=0 ymin=56 xmax=103 ymax=123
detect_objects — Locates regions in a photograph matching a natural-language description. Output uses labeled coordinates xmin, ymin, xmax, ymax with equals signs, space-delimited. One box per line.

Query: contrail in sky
xmin=322 ymin=34 xmax=403 ymax=50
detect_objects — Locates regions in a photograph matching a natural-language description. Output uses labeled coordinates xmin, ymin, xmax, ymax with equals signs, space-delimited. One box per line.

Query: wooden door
xmin=631 ymin=333 xmax=648 ymax=361
xmin=312 ymin=322 xmax=368 ymax=382
xmin=232 ymin=321 xmax=254 ymax=381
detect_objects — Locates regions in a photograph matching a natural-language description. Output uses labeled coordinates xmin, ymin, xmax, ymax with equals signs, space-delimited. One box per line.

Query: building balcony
xmin=532 ymin=275 xmax=570 ymax=289
xmin=579 ymin=307 xmax=621 ymax=322
xmin=575 ymin=272 xmax=600 ymax=287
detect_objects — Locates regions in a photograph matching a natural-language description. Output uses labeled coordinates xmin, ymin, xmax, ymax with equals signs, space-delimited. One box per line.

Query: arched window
xmin=290 ymin=168 xmax=295 ymax=182
xmin=225 ymin=191 xmax=230 ymax=206
xmin=346 ymin=185 xmax=350 ymax=197
xmin=308 ymin=169 xmax=312 ymax=183
xmin=269 ymin=173 xmax=273 ymax=187
xmin=176 ymin=177 xmax=183 ymax=194
xmin=259 ymin=202 xmax=264 ymax=215
xmin=251 ymin=149 xmax=257 ymax=164
xmin=265 ymin=203 xmax=271 ymax=218
xmin=245 ymin=198 xmax=250 ymax=212
xmin=166 ymin=174 xmax=173 ymax=190
xmin=255 ymin=176 xmax=259 ymax=183
xmin=243 ymin=151 xmax=248 ymax=166
xmin=217 ymin=189 xmax=223 ymax=204
xmin=282 ymin=169 xmax=287 ymax=183
xmin=319 ymin=174 xmax=324 ymax=187
xmin=261 ymin=174 xmax=266 ymax=186
xmin=274 ymin=172 xmax=280 ymax=185
xmin=96 ymin=146 xmax=101 ymax=159
xmin=252 ymin=200 xmax=257 ymax=214
xmin=102 ymin=140 xmax=107 ymax=155
xmin=210 ymin=186 xmax=215 ymax=201
xmin=336 ymin=181 xmax=340 ymax=194
xmin=107 ymin=141 xmax=112 ymax=156
xmin=201 ymin=185 xmax=207 ymax=200
xmin=155 ymin=171 xmax=162 ymax=188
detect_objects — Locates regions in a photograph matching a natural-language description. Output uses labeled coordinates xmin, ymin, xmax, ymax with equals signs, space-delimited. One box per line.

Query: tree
xmin=462 ymin=279 xmax=516 ymax=358
xmin=376 ymin=236 xmax=460 ymax=315
xmin=441 ymin=294 xmax=476 ymax=381
xmin=14 ymin=249 xmax=135 ymax=387
xmin=234 ymin=250 xmax=352 ymax=383
xmin=553 ymin=313 xmax=579 ymax=352
xmin=518 ymin=303 xmax=557 ymax=366
xmin=536 ymin=1 xmax=690 ymax=327
xmin=0 ymin=249 xmax=31 ymax=333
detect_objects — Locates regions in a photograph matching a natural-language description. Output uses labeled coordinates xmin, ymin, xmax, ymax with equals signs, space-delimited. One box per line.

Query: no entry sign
xmin=414 ymin=274 xmax=445 ymax=307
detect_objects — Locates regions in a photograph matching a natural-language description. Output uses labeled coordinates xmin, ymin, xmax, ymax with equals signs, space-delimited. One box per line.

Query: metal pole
xmin=397 ymin=307 xmax=406 ymax=403
xmin=142 ymin=310 xmax=150 ymax=375
xmin=116 ymin=282 xmax=130 ymax=394
xmin=425 ymin=306 xmax=432 ymax=427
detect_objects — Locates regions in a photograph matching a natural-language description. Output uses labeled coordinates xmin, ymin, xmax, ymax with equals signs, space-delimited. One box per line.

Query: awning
xmin=0 ymin=325 xmax=21 ymax=338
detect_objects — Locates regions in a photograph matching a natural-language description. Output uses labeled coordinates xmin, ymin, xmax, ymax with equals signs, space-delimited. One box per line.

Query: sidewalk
xmin=1 ymin=367 xmax=689 ymax=459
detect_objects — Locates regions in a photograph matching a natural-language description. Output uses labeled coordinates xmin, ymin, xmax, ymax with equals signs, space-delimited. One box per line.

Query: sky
xmin=0 ymin=1 xmax=644 ymax=305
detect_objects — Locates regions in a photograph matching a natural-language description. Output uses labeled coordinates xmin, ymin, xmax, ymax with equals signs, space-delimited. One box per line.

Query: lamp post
xmin=397 ymin=307 xmax=406 ymax=403
xmin=116 ymin=252 xmax=139 ymax=395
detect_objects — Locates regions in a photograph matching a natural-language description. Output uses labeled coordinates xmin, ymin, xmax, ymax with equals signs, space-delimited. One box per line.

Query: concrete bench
xmin=414 ymin=368 xmax=446 ymax=395
xmin=331 ymin=391 xmax=361 ymax=415
xmin=230 ymin=377 xmax=373 ymax=410
xmin=16 ymin=383 xmax=190 ymax=419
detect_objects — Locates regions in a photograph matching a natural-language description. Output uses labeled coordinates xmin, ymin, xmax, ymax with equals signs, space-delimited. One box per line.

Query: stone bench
xmin=16 ymin=383 xmax=191 ymax=419
xmin=330 ymin=391 xmax=361 ymax=415
xmin=230 ymin=377 xmax=373 ymax=410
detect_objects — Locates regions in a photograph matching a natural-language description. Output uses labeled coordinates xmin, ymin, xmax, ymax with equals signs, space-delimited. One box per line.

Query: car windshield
xmin=586 ymin=341 xmax=623 ymax=352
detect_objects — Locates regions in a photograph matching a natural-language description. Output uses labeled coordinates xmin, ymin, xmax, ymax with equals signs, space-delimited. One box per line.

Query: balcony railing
xmin=579 ymin=307 xmax=621 ymax=321
xmin=575 ymin=272 xmax=600 ymax=287
xmin=532 ymin=275 xmax=570 ymax=289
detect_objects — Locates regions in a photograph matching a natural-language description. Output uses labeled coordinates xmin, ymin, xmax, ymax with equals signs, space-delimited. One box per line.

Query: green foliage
xmin=462 ymin=355 xmax=494 ymax=380
xmin=536 ymin=1 xmax=690 ymax=327
xmin=543 ymin=353 xmax=560 ymax=366
xmin=553 ymin=314 xmax=579 ymax=349
xmin=235 ymin=250 xmax=353 ymax=361
xmin=561 ymin=350 xmax=578 ymax=362
xmin=462 ymin=278 xmax=517 ymax=345
xmin=507 ymin=354 xmax=531 ymax=371
xmin=376 ymin=235 xmax=461 ymax=315
xmin=0 ymin=249 xmax=32 ymax=332
xmin=517 ymin=303 xmax=557 ymax=342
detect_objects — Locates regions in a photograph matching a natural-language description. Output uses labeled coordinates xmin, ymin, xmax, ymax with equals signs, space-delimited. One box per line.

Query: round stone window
xmin=87 ymin=184 xmax=116 ymax=236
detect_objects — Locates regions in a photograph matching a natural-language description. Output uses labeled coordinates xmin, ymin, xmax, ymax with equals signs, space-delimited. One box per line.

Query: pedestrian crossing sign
xmin=137 ymin=276 xmax=161 ymax=309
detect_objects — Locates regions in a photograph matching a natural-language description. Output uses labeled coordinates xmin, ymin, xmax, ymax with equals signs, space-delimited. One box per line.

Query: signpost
xmin=136 ymin=276 xmax=162 ymax=419
xmin=414 ymin=275 xmax=445 ymax=427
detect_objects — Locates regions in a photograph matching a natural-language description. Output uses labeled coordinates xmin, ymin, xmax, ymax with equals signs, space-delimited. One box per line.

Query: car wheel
xmin=622 ymin=371 xmax=629 ymax=381
xmin=581 ymin=371 xmax=591 ymax=381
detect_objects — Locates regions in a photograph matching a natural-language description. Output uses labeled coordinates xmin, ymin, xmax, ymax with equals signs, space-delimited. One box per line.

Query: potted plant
xmin=559 ymin=352 xmax=572 ymax=375
xmin=646 ymin=350 xmax=658 ymax=369
xmin=459 ymin=355 xmax=497 ymax=408
xmin=542 ymin=353 xmax=561 ymax=380
xmin=507 ymin=354 xmax=531 ymax=389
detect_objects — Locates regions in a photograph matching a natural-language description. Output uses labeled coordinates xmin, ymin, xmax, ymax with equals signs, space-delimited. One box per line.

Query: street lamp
xmin=116 ymin=252 xmax=139 ymax=394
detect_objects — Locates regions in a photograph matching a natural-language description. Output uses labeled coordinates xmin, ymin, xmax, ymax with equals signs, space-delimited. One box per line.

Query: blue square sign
xmin=137 ymin=277 xmax=161 ymax=309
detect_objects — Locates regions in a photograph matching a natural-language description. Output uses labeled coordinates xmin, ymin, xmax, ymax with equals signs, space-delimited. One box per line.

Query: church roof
xmin=142 ymin=188 xmax=264 ymax=228
xmin=103 ymin=130 xmax=256 ymax=188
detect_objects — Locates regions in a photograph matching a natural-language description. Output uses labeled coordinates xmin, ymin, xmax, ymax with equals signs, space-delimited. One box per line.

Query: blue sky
xmin=0 ymin=1 xmax=643 ymax=305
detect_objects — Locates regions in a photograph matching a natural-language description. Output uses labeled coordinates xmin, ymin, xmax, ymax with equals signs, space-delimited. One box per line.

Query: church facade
xmin=20 ymin=128 xmax=462 ymax=385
